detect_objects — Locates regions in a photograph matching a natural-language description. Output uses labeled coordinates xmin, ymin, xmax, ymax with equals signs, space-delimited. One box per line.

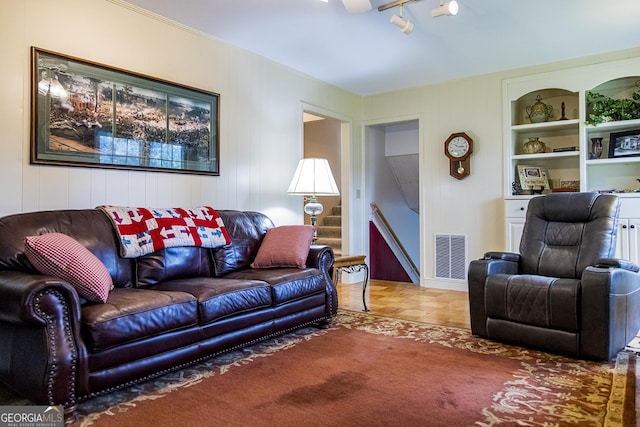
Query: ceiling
xmin=121 ymin=0 xmax=640 ymax=96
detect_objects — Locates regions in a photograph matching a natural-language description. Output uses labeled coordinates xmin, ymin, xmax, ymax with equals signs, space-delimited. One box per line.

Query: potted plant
xmin=585 ymin=85 xmax=640 ymax=126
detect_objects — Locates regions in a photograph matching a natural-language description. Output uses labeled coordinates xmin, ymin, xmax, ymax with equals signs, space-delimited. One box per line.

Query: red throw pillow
xmin=24 ymin=233 xmax=114 ymax=303
xmin=250 ymin=225 xmax=315 ymax=269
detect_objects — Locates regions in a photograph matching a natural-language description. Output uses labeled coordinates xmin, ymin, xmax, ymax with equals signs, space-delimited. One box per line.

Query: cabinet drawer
xmin=504 ymin=199 xmax=529 ymax=218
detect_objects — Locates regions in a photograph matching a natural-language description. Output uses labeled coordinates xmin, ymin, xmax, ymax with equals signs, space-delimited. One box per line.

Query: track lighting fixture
xmin=341 ymin=0 xmax=372 ymax=13
xmin=378 ymin=0 xmax=458 ymax=34
xmin=431 ymin=0 xmax=458 ymax=17
xmin=390 ymin=4 xmax=414 ymax=34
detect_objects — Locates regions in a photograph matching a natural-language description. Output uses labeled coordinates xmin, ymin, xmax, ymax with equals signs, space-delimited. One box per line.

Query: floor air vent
xmin=434 ymin=234 xmax=467 ymax=280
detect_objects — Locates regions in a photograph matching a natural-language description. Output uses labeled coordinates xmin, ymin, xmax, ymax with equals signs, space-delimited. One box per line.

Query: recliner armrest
xmin=581 ymin=263 xmax=640 ymax=360
xmin=594 ymin=257 xmax=640 ymax=273
xmin=468 ymin=253 xmax=521 ymax=338
xmin=483 ymin=251 xmax=520 ymax=262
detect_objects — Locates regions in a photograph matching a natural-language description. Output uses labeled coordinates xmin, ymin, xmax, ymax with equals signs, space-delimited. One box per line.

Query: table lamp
xmin=287 ymin=158 xmax=340 ymax=242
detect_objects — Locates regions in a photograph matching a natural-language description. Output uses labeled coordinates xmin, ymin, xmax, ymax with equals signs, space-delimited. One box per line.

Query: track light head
xmin=431 ymin=0 xmax=458 ymax=17
xmin=390 ymin=13 xmax=414 ymax=34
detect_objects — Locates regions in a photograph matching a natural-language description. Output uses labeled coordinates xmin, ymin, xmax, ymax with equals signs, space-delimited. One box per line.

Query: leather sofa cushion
xmin=213 ymin=211 xmax=274 ymax=275
xmin=81 ymin=288 xmax=198 ymax=352
xmin=151 ymin=278 xmax=272 ymax=324
xmin=485 ymin=274 xmax=580 ymax=332
xmin=136 ymin=246 xmax=213 ymax=288
xmin=0 ymin=209 xmax=134 ymax=288
xmin=212 ymin=241 xmax=253 ymax=276
xmin=224 ymin=268 xmax=326 ymax=305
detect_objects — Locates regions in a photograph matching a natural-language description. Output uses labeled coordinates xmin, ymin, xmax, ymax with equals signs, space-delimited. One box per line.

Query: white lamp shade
xmin=287 ymin=158 xmax=340 ymax=196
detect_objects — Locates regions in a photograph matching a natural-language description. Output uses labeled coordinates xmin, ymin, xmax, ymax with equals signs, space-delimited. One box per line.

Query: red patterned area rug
xmin=1 ymin=310 xmax=636 ymax=426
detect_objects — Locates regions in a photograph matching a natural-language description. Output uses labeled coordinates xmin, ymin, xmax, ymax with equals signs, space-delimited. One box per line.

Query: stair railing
xmin=370 ymin=202 xmax=421 ymax=283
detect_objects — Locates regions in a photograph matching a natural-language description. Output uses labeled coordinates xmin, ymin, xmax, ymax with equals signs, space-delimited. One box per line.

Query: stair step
xmin=317 ymin=225 xmax=341 ymax=238
xmin=316 ymin=237 xmax=342 ymax=247
xmin=315 ymin=201 xmax=341 ymax=257
xmin=322 ymin=215 xmax=341 ymax=226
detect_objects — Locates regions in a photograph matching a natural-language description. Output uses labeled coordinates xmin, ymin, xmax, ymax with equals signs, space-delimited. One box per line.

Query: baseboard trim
xmin=420 ymin=278 xmax=468 ymax=292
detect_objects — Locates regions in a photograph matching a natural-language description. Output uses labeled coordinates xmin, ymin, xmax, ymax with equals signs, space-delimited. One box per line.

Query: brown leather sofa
xmin=0 ymin=208 xmax=337 ymax=412
xmin=468 ymin=192 xmax=640 ymax=361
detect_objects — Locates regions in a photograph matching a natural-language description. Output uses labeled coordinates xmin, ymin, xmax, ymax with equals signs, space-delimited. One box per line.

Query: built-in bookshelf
xmin=502 ymin=57 xmax=640 ymax=259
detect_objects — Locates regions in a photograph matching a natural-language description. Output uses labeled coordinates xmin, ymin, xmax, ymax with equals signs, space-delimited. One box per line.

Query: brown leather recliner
xmin=468 ymin=192 xmax=640 ymax=360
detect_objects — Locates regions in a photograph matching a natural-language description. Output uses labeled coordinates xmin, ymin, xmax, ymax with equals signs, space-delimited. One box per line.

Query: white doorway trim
xmin=361 ymin=113 xmax=424 ymax=285
xmin=300 ymin=102 xmax=353 ymax=255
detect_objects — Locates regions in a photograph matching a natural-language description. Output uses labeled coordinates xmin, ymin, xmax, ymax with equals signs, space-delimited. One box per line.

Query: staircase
xmin=316 ymin=203 xmax=342 ymax=257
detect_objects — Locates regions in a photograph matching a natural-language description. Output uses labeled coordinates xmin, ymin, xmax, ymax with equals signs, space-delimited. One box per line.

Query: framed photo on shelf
xmin=517 ymin=165 xmax=550 ymax=190
xmin=31 ymin=47 xmax=220 ymax=175
xmin=608 ymin=129 xmax=640 ymax=159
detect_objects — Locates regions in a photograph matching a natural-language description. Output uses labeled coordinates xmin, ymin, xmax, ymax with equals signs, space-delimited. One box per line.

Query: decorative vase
xmin=590 ymin=137 xmax=603 ymax=159
xmin=523 ymin=137 xmax=546 ymax=154
xmin=526 ymin=95 xmax=554 ymax=123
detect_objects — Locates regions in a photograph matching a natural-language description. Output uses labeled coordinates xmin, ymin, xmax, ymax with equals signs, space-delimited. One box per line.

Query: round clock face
xmin=447 ymin=136 xmax=470 ymax=158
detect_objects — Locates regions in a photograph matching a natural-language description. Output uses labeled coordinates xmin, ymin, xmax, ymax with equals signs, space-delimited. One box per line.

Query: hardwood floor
xmin=337 ymin=279 xmax=471 ymax=329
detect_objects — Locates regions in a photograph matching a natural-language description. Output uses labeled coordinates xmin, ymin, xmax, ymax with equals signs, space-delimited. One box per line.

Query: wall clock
xmin=444 ymin=132 xmax=473 ymax=180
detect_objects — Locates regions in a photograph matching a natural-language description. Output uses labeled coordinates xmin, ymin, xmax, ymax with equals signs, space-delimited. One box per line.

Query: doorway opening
xmin=301 ymin=108 xmax=349 ymax=256
xmin=365 ymin=119 xmax=421 ymax=284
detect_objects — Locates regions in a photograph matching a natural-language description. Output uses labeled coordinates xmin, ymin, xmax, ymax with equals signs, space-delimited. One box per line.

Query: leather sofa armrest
xmin=307 ymin=245 xmax=337 ymax=317
xmin=307 ymin=245 xmax=335 ymax=273
xmin=0 ymin=270 xmax=81 ymax=325
xmin=0 ymin=270 xmax=84 ymax=408
xmin=594 ymin=257 xmax=640 ymax=273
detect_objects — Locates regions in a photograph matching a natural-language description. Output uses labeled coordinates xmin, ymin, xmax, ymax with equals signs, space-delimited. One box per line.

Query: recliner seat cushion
xmin=150 ymin=278 xmax=272 ymax=324
xmin=81 ymin=288 xmax=198 ymax=352
xmin=485 ymin=274 xmax=580 ymax=332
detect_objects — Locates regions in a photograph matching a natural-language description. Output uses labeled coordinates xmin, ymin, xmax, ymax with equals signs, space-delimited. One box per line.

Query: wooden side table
xmin=333 ymin=255 xmax=370 ymax=312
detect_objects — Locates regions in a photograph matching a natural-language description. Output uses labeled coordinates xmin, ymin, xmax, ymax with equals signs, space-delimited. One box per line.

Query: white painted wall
xmin=362 ymin=48 xmax=640 ymax=290
xmin=385 ymin=122 xmax=419 ymax=157
xmin=2 ymin=1 xmax=640 ymax=291
xmin=0 ymin=0 xmax=362 ymax=231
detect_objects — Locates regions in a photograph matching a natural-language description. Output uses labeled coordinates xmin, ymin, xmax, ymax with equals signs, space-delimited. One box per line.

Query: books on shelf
xmin=552 ymin=146 xmax=579 ymax=152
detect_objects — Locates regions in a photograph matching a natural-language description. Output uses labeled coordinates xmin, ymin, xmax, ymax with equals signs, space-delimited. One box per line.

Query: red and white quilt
xmin=98 ymin=206 xmax=231 ymax=258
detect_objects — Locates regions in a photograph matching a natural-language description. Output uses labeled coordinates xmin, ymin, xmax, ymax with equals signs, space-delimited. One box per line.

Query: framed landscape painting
xmin=31 ymin=47 xmax=220 ymax=175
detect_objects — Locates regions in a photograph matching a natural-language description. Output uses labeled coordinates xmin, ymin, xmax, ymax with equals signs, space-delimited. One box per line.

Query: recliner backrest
xmin=519 ymin=192 xmax=619 ymax=278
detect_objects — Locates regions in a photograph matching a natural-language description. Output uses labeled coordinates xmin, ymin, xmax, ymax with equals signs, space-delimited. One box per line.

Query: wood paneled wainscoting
xmin=337 ymin=279 xmax=470 ymax=329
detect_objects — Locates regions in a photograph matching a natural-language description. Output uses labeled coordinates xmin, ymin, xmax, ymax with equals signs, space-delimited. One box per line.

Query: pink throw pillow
xmin=251 ymin=225 xmax=315 ymax=269
xmin=24 ymin=233 xmax=114 ymax=303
